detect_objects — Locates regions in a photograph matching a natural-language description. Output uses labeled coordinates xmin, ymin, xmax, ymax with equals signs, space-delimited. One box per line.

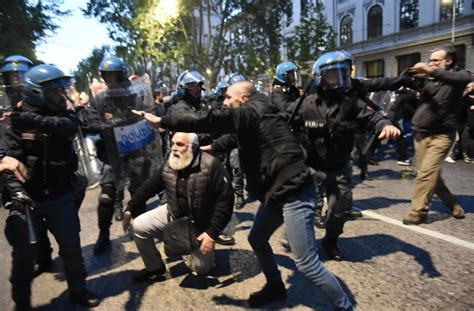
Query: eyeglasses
xmin=428 ymin=58 xmax=446 ymax=63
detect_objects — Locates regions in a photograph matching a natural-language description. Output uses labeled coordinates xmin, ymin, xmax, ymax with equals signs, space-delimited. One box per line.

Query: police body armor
xmin=302 ymin=93 xmax=362 ymax=170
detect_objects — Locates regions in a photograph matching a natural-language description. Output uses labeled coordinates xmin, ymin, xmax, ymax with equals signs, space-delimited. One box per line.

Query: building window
xmin=367 ymin=5 xmax=383 ymax=39
xmin=366 ymin=59 xmax=385 ymax=78
xmin=400 ymin=0 xmax=419 ymax=31
xmin=340 ymin=15 xmax=353 ymax=45
xmin=440 ymin=0 xmax=464 ymax=21
xmin=397 ymin=53 xmax=421 ymax=75
xmin=455 ymin=44 xmax=466 ymax=69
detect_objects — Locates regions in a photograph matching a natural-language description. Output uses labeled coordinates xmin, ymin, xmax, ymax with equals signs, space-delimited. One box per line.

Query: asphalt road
xmin=0 ymin=155 xmax=473 ymax=310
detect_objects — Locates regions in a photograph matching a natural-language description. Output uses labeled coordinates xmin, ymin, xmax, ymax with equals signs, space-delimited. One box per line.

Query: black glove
xmin=11 ymin=191 xmax=35 ymax=212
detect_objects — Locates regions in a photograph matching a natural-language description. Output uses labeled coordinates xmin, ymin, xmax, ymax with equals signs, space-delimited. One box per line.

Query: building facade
xmin=286 ymin=0 xmax=474 ymax=77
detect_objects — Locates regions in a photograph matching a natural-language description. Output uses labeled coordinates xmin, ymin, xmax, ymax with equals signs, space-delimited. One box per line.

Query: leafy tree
xmin=0 ymin=0 xmax=68 ymax=61
xmin=72 ymin=45 xmax=110 ymax=92
xmin=286 ymin=1 xmax=336 ymax=73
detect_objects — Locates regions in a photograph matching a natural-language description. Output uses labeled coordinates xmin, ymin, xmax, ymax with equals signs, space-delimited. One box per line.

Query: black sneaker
xmin=70 ymin=289 xmax=100 ymax=308
xmin=216 ymin=233 xmax=235 ymax=245
xmin=93 ymin=232 xmax=111 ymax=255
xmin=321 ymin=238 xmax=343 ymax=261
xmin=248 ymin=281 xmax=287 ymax=308
xmin=131 ymin=265 xmax=167 ymax=282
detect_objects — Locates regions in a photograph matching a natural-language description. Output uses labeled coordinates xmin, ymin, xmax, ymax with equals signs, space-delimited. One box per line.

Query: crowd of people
xmin=0 ymin=45 xmax=472 ymax=310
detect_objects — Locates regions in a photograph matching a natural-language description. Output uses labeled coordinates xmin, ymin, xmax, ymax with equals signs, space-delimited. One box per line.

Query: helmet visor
xmin=43 ymin=87 xmax=73 ymax=112
xmin=320 ymin=68 xmax=350 ymax=90
xmin=286 ymin=69 xmax=298 ymax=86
xmin=3 ymin=71 xmax=25 ymax=90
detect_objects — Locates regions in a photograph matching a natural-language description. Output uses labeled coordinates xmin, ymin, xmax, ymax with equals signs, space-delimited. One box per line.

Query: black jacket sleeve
xmin=431 ymin=69 xmax=471 ymax=86
xmin=355 ymin=100 xmax=392 ymax=134
xmin=126 ymin=165 xmax=165 ymax=214
xmin=11 ymin=110 xmax=79 ymax=137
xmin=204 ymin=159 xmax=234 ymax=239
xmin=357 ymin=76 xmax=411 ymax=93
xmin=212 ymin=134 xmax=238 ymax=154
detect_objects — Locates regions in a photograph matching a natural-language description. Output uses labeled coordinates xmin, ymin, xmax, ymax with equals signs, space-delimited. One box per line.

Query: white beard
xmin=168 ymin=148 xmax=194 ymax=171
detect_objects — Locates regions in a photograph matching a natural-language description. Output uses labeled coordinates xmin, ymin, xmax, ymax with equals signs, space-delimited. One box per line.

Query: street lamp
xmin=441 ymin=0 xmax=456 ymax=43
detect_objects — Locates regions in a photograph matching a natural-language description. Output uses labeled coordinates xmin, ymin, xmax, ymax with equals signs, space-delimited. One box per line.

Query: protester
xmin=403 ymin=46 xmax=470 ymax=224
xmin=122 ymin=132 xmax=234 ymax=280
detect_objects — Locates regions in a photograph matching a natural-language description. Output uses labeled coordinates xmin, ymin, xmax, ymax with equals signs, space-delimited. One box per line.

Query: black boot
xmin=114 ymin=203 xmax=123 ymax=221
xmin=131 ymin=264 xmax=167 ymax=282
xmin=70 ymin=289 xmax=100 ymax=308
xmin=315 ymin=209 xmax=326 ymax=229
xmin=216 ymin=233 xmax=235 ymax=245
xmin=321 ymin=238 xmax=343 ymax=261
xmin=93 ymin=230 xmax=111 ymax=255
xmin=248 ymin=280 xmax=287 ymax=308
xmin=235 ymin=195 xmax=245 ymax=210
xmin=360 ymin=170 xmax=373 ymax=181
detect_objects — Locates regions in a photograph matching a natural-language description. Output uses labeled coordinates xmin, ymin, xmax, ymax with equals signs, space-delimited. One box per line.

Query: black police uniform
xmin=2 ymin=108 xmax=89 ymax=309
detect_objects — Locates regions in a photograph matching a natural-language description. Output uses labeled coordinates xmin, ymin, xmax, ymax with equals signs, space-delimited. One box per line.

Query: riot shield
xmin=92 ymin=77 xmax=163 ymax=191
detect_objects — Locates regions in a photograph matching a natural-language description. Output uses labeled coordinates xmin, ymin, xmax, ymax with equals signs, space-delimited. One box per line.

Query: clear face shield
xmin=320 ymin=67 xmax=351 ymax=92
xmin=100 ymin=71 xmax=124 ymax=87
xmin=286 ymin=69 xmax=298 ymax=86
xmin=185 ymin=82 xmax=203 ymax=98
xmin=3 ymin=71 xmax=25 ymax=91
xmin=43 ymin=87 xmax=74 ymax=112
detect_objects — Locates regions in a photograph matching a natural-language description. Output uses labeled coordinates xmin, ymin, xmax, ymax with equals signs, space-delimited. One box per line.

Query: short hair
xmin=432 ymin=46 xmax=458 ymax=68
xmin=233 ymin=81 xmax=257 ymax=96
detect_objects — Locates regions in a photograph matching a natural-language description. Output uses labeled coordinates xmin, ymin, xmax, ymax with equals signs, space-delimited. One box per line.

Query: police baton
xmin=25 ymin=204 xmax=37 ymax=245
xmin=14 ymin=192 xmax=37 ymax=245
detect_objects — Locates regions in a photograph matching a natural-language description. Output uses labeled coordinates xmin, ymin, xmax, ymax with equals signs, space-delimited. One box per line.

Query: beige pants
xmin=411 ymin=132 xmax=460 ymax=215
xmin=131 ymin=204 xmax=214 ymax=275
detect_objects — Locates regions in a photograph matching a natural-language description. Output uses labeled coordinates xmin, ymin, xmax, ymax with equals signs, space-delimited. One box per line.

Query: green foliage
xmin=0 ymin=0 xmax=69 ymax=61
xmin=286 ymin=1 xmax=336 ymax=73
xmin=72 ymin=45 xmax=110 ymax=92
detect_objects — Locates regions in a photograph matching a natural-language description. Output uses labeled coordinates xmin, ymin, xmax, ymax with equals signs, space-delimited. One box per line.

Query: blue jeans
xmin=248 ymin=181 xmax=353 ymax=310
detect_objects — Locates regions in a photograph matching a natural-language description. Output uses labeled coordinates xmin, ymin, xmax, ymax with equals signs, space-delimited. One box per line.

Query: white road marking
xmin=353 ymin=207 xmax=474 ymax=250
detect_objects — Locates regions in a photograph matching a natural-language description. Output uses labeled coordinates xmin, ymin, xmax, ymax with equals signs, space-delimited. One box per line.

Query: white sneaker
xmin=444 ymin=156 xmax=455 ymax=163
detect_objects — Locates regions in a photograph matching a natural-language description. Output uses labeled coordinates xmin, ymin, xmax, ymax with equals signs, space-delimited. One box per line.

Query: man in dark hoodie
xmin=133 ymin=81 xmax=354 ymax=310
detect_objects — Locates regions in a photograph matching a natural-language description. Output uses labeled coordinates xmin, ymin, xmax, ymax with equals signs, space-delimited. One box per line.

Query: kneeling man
xmin=123 ymin=132 xmax=234 ymax=281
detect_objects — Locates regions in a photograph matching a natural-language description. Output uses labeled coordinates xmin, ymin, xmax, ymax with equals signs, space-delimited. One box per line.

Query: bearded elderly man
xmin=122 ymin=132 xmax=234 ymax=281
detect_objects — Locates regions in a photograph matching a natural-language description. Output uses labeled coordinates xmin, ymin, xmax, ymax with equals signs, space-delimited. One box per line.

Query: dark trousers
xmin=316 ymin=162 xmax=353 ymax=241
xmin=5 ymin=192 xmax=87 ymax=309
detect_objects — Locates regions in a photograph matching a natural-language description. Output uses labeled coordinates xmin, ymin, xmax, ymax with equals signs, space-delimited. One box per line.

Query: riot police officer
xmin=88 ymin=56 xmax=157 ymax=254
xmin=1 ymin=55 xmax=34 ymax=110
xmin=1 ymin=55 xmax=58 ymax=275
xmin=3 ymin=64 xmax=100 ymax=308
xmin=271 ymin=61 xmax=300 ymax=113
xmin=296 ymin=51 xmax=401 ymax=261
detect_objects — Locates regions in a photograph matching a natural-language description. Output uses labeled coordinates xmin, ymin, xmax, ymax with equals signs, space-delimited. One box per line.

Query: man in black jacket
xmin=122 ymin=132 xmax=234 ymax=280
xmin=403 ymin=46 xmax=470 ymax=224
xmin=133 ymin=82 xmax=354 ymax=310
